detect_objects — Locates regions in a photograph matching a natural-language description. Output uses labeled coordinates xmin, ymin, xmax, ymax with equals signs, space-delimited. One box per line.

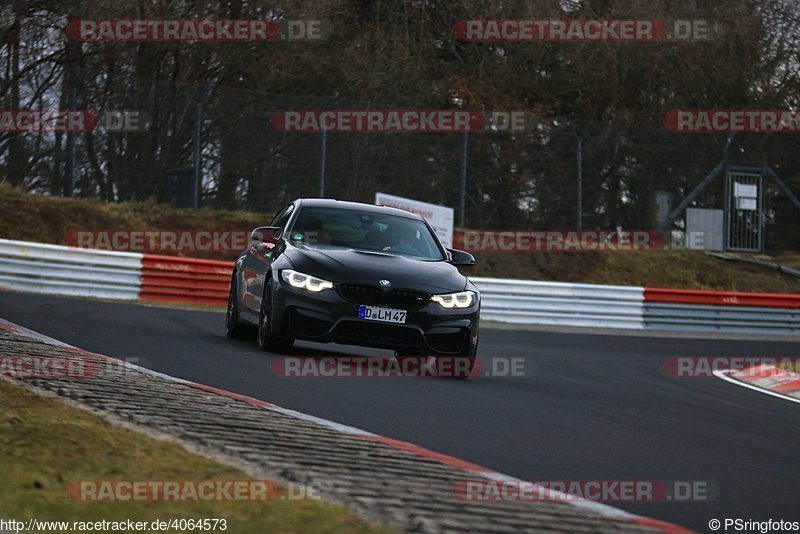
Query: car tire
xmin=257 ymin=281 xmax=295 ymax=353
xmin=226 ymin=273 xmax=256 ymax=341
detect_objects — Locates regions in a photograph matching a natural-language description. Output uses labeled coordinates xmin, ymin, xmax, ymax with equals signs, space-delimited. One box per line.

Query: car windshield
xmin=289 ymin=206 xmax=445 ymax=261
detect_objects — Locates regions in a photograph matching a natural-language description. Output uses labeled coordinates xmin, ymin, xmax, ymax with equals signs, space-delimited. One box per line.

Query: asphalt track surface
xmin=2 ymin=290 xmax=798 ymax=533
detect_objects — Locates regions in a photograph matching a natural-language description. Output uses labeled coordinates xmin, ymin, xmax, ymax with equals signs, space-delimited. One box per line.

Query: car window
xmin=289 ymin=207 xmax=444 ymax=261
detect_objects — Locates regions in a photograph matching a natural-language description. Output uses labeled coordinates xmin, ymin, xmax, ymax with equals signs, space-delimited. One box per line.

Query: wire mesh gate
xmin=724 ymin=166 xmax=764 ymax=252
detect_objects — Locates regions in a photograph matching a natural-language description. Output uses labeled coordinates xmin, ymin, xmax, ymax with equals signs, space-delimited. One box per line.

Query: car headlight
xmin=431 ymin=290 xmax=475 ymax=309
xmin=281 ymin=269 xmax=334 ymax=292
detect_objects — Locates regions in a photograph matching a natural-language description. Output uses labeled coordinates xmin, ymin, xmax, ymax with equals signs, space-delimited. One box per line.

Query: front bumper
xmin=271 ymin=281 xmax=480 ymax=355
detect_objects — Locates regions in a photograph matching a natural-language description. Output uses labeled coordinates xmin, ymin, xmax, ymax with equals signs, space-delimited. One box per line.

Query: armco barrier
xmin=643 ymin=288 xmax=800 ymax=335
xmin=1 ymin=238 xmax=798 ymax=335
xmin=644 ymin=288 xmax=800 ymax=308
xmin=0 ymin=238 xmax=142 ymax=300
xmin=140 ymin=255 xmax=231 ymax=307
xmin=471 ymin=277 xmax=644 ymax=329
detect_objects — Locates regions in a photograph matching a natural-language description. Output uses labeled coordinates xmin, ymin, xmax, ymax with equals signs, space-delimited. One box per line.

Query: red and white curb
xmin=0 ymin=318 xmax=691 ymax=533
xmin=714 ymin=364 xmax=800 ymax=406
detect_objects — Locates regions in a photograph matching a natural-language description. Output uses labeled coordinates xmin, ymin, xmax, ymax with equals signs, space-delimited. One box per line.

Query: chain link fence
xmin=3 ymin=72 xmax=800 ymax=250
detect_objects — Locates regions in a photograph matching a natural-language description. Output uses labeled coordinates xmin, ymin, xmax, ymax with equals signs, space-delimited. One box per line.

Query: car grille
xmin=338 ymin=284 xmax=382 ymax=305
xmin=338 ymin=284 xmax=430 ymax=309
xmin=387 ymin=289 xmax=429 ymax=309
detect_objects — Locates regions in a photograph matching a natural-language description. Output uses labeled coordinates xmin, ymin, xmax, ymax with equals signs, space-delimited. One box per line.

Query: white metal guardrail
xmin=472 ymin=277 xmax=645 ymax=329
xmin=0 ymin=238 xmax=797 ymax=334
xmin=0 ymin=239 xmax=142 ymax=300
xmin=643 ymin=303 xmax=800 ymax=334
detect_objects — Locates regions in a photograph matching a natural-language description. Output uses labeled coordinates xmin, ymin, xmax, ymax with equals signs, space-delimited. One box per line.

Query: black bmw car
xmin=225 ymin=198 xmax=480 ymax=377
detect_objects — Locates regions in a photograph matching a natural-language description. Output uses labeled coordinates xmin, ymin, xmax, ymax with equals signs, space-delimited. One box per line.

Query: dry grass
xmin=1 ymin=184 xmax=798 ymax=293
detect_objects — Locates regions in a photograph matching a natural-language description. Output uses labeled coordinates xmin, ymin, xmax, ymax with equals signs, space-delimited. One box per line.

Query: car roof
xmin=296 ymin=198 xmax=423 ymax=220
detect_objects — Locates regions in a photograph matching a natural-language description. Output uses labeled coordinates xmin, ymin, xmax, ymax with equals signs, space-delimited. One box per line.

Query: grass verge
xmin=0 ymin=379 xmax=388 ymax=533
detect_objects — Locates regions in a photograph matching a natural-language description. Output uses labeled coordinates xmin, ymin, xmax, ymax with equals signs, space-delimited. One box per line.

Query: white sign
xmin=734 ymin=183 xmax=758 ymax=199
xmin=736 ymin=197 xmax=757 ymax=211
xmin=375 ymin=192 xmax=454 ymax=248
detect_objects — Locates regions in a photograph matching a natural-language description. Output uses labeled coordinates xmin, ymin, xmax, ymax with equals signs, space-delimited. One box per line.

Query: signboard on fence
xmin=734 ymin=182 xmax=758 ymax=211
xmin=686 ymin=208 xmax=723 ymax=251
xmin=374 ymin=193 xmax=454 ymax=248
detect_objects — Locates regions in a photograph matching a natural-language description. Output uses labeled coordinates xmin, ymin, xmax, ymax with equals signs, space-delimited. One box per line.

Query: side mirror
xmin=447 ymin=248 xmax=475 ymax=266
xmin=250 ymin=226 xmax=282 ymax=244
xmin=250 ymin=226 xmax=282 ymax=254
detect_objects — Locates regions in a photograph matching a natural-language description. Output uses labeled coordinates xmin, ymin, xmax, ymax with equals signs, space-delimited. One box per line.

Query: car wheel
xmin=226 ymin=273 xmax=256 ymax=340
xmin=257 ymin=281 xmax=294 ymax=353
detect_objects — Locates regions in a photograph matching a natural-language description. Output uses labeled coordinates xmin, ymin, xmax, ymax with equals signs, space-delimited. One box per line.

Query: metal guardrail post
xmin=192 ymin=84 xmax=215 ymax=208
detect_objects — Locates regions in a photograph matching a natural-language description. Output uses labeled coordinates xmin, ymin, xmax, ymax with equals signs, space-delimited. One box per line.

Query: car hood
xmin=284 ymin=245 xmax=468 ymax=293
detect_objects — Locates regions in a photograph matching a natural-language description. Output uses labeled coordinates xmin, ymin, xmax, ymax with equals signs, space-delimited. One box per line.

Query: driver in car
xmin=382 ymin=222 xmax=419 ymax=256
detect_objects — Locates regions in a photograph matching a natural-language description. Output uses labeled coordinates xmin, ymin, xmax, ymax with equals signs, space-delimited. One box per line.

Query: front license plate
xmin=358 ymin=305 xmax=407 ymax=324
